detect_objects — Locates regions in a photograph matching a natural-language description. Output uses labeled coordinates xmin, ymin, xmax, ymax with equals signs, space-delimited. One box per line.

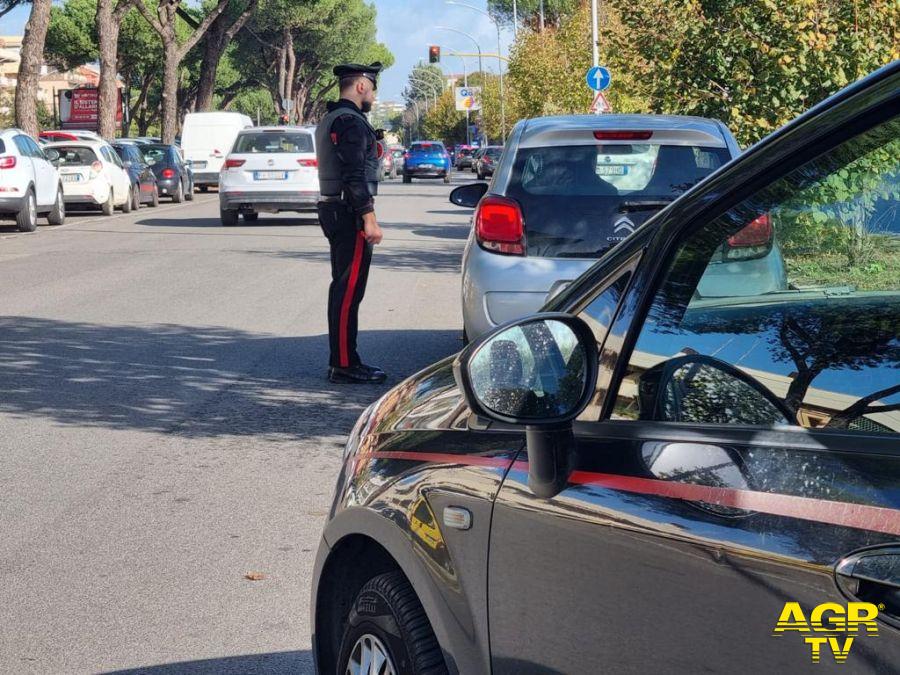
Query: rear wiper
xmin=555 ymin=245 xmax=615 ymax=258
xmin=619 ymin=199 xmax=674 ymax=212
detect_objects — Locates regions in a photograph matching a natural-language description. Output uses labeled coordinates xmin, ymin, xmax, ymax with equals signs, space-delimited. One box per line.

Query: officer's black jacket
xmin=328 ymin=99 xmax=375 ymax=216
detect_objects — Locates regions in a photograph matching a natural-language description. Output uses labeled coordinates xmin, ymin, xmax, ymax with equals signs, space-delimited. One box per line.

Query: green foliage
xmin=227 ymin=86 xmax=276 ymax=123
xmin=487 ymin=0 xmax=579 ymax=28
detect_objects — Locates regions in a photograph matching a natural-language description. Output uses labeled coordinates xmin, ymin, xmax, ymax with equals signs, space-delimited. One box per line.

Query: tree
xmin=135 ymin=0 xmax=231 ymax=143
xmin=15 ymin=0 xmax=53 ymax=136
xmin=194 ymin=0 xmax=257 ymax=112
xmin=421 ymin=88 xmax=466 ymax=145
xmin=95 ymin=0 xmax=139 ymax=139
xmin=487 ymin=0 xmax=579 ymax=29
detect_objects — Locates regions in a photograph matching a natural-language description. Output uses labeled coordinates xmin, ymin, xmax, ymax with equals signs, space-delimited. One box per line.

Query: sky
xmin=2 ymin=0 xmax=514 ymax=102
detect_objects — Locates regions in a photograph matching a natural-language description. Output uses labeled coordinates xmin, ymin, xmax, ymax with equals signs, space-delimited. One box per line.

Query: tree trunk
xmin=195 ymin=20 xmax=225 ymax=111
xmin=96 ymin=0 xmax=121 ymax=140
xmin=15 ymin=0 xmax=52 ymax=136
xmin=161 ymin=42 xmax=179 ymax=143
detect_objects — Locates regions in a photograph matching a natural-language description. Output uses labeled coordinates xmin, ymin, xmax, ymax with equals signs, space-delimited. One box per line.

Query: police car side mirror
xmin=449 ymin=182 xmax=487 ymax=208
xmin=453 ymin=313 xmax=598 ymax=499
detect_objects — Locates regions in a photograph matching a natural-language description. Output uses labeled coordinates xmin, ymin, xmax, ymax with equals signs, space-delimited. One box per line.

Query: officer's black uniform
xmin=315 ymin=62 xmax=386 ymax=384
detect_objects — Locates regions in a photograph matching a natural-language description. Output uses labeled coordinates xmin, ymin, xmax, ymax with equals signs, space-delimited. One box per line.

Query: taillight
xmin=90 ymin=160 xmax=103 ymax=178
xmin=297 ymin=158 xmax=317 ymax=167
xmin=403 ymin=152 xmax=410 ymax=160
xmin=223 ymin=158 xmax=245 ymax=169
xmin=475 ymin=195 xmax=525 ymax=256
xmin=0 ymin=156 xmax=15 ymax=169
xmin=593 ymin=130 xmax=653 ymax=140
xmin=725 ymin=213 xmax=773 ymax=260
xmin=161 ymin=168 xmax=175 ymax=178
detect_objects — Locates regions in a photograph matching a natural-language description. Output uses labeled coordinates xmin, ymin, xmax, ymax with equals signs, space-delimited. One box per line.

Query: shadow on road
xmin=134 ymin=216 xmax=320 ymax=228
xmin=256 ymin=246 xmax=462 ymax=273
xmin=104 ymin=650 xmax=312 ymax=674
xmin=0 ymin=317 xmax=459 ymax=439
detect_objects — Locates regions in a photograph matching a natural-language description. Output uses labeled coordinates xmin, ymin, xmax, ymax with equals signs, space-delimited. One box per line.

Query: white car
xmin=218 ymin=126 xmax=319 ymax=226
xmin=0 ymin=127 xmax=65 ymax=232
xmin=182 ymin=111 xmax=253 ymax=191
xmin=45 ymin=140 xmax=133 ymax=215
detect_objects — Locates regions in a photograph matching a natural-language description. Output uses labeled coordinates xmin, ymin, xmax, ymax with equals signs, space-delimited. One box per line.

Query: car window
xmin=52 ymin=146 xmax=99 ymax=166
xmin=508 ymin=142 xmax=731 ymax=258
xmin=140 ymin=145 xmax=167 ymax=166
xmin=13 ymin=135 xmax=31 ymax=156
xmin=23 ymin=136 xmax=44 ymax=159
xmin=612 ymin=115 xmax=900 ymax=436
xmin=233 ymin=132 xmax=313 ymax=154
xmin=411 ymin=143 xmax=442 ymax=153
xmin=0 ymin=139 xmax=5 ymax=154
xmin=107 ymin=147 xmax=124 ymax=167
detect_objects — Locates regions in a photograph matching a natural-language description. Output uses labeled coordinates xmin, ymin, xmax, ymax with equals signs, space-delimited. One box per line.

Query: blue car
xmin=402 ymin=141 xmax=452 ymax=183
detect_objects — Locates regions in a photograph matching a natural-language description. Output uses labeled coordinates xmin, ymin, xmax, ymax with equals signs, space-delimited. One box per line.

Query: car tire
xmin=101 ymin=190 xmax=115 ymax=216
xmin=121 ymin=186 xmax=132 ymax=213
xmin=243 ymin=212 xmax=258 ymax=222
xmin=220 ymin=207 xmax=238 ymax=226
xmin=172 ymin=180 xmax=184 ymax=203
xmin=149 ymin=187 xmax=159 ymax=207
xmin=199 ymin=185 xmax=209 ymax=193
xmin=185 ymin=180 xmax=194 ymax=201
xmin=47 ymin=185 xmax=65 ymax=226
xmin=337 ymin=571 xmax=447 ymax=675
xmin=16 ymin=190 xmax=37 ymax=232
xmin=403 ymin=174 xmax=411 ymax=184
xmin=443 ymin=173 xmax=451 ymax=184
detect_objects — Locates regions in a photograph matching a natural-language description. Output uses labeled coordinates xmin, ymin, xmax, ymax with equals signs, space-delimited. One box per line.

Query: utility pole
xmin=512 ymin=0 xmax=518 ymax=33
xmin=591 ymin=0 xmax=599 ymax=67
xmin=539 ymin=0 xmax=545 ymax=31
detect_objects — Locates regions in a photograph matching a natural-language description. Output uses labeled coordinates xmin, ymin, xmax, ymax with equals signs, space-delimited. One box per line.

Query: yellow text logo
xmin=773 ymin=602 xmax=879 ymax=663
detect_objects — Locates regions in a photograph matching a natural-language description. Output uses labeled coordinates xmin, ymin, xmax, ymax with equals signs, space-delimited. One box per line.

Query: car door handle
xmin=835 ymin=546 xmax=900 ymax=626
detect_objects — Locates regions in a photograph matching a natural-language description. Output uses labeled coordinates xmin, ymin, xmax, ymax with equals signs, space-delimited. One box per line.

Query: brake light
xmin=593 ymin=130 xmax=653 ymax=140
xmin=475 ymin=195 xmax=525 ymax=256
xmin=223 ymin=158 xmax=245 ymax=169
xmin=0 ymin=156 xmax=15 ymax=169
xmin=297 ymin=158 xmax=318 ymax=167
xmin=725 ymin=213 xmax=773 ymax=261
xmin=161 ymin=168 xmax=175 ymax=178
xmin=90 ymin=160 xmax=103 ymax=178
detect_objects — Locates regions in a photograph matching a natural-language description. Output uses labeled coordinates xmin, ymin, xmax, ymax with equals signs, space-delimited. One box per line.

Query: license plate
xmin=253 ymin=170 xmax=287 ymax=180
xmin=419 ymin=164 xmax=434 ymax=169
xmin=62 ymin=174 xmax=81 ymax=182
xmin=597 ymin=165 xmax=627 ymax=176
xmin=192 ymin=161 xmax=207 ymax=169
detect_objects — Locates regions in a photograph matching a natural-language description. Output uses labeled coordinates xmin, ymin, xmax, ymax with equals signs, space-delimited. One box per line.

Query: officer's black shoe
xmin=328 ymin=365 xmax=387 ymax=384
xmin=359 ymin=363 xmax=386 ymax=378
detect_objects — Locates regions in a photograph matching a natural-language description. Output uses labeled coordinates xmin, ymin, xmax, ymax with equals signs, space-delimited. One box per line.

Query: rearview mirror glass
xmin=449 ymin=182 xmax=488 ymax=208
xmin=460 ymin=315 xmax=595 ymax=423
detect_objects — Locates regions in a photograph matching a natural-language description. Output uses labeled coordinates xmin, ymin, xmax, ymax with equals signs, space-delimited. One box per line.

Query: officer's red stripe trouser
xmin=338 ymin=232 xmax=365 ymax=367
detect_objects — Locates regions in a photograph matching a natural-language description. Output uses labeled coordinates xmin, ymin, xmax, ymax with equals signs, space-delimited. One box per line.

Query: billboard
xmin=454 ymin=86 xmax=482 ymax=112
xmin=59 ymin=88 xmax=123 ymax=129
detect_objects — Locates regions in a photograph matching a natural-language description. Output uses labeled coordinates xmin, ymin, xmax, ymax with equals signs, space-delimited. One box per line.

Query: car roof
xmin=518 ymin=114 xmax=730 ymax=148
xmin=43 ymin=140 xmax=107 ymax=149
xmin=412 ymin=140 xmax=444 ymax=145
xmin=237 ymin=126 xmax=313 ymax=134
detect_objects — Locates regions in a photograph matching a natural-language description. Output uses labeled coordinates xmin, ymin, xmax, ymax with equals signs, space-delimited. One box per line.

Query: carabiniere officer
xmin=315 ymin=62 xmax=386 ymax=384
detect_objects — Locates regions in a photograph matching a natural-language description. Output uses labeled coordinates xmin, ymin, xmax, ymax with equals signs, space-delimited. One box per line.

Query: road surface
xmin=0 ymin=175 xmax=474 ymax=674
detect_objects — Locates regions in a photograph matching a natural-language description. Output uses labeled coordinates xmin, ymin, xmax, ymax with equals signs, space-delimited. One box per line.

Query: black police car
xmin=312 ymin=62 xmax=900 ymax=674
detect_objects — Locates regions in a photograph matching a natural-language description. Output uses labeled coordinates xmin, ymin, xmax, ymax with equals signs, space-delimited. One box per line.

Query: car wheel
xmin=101 ymin=190 xmax=115 ymax=216
xmin=185 ymin=180 xmax=194 ymax=201
xmin=47 ymin=185 xmax=65 ymax=225
xmin=172 ymin=180 xmax=184 ymax=203
xmin=134 ymin=184 xmax=143 ymax=210
xmin=121 ymin=186 xmax=133 ymax=213
xmin=337 ymin=571 xmax=447 ymax=675
xmin=443 ymin=173 xmax=451 ymax=184
xmin=402 ymin=174 xmax=411 ymax=184
xmin=220 ymin=207 xmax=238 ymax=226
xmin=199 ymin=185 xmax=209 ymax=193
xmin=149 ymin=186 xmax=159 ymax=207
xmin=243 ymin=212 xmax=258 ymax=222
xmin=16 ymin=190 xmax=37 ymax=232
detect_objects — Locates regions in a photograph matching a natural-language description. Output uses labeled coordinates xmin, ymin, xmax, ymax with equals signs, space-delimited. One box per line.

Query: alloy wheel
xmin=345 ymin=633 xmax=396 ymax=675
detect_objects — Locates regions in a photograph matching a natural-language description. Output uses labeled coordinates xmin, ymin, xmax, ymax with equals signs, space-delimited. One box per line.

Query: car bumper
xmin=0 ymin=194 xmax=26 ymax=214
xmin=219 ymin=190 xmax=320 ymax=212
xmin=405 ymin=166 xmax=449 ymax=177
xmin=193 ymin=171 xmax=219 ymax=186
xmin=156 ymin=178 xmax=179 ymax=195
xmin=461 ymin=240 xmax=595 ymax=339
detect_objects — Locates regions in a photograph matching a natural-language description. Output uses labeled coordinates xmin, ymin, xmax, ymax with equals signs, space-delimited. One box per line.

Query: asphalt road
xmin=0 ymin=174 xmax=475 ymax=674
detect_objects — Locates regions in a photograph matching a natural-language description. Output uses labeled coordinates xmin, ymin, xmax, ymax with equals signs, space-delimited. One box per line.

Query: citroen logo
xmin=613 ymin=215 xmax=635 ymax=235
xmin=267 ymin=158 xmax=274 ymax=166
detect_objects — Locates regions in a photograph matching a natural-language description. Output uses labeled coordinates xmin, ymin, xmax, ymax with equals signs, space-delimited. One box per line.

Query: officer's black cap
xmin=334 ymin=62 xmax=383 ymax=89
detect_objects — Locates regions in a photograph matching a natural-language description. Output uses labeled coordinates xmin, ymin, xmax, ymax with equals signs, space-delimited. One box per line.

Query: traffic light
xmin=428 ymin=45 xmax=440 ymax=63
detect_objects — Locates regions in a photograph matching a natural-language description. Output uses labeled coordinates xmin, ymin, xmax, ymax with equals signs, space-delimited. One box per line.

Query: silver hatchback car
xmin=451 ymin=115 xmax=787 ymax=340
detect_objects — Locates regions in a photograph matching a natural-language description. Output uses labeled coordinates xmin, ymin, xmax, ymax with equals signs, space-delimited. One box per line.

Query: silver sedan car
xmin=451 ymin=114 xmax=786 ymax=340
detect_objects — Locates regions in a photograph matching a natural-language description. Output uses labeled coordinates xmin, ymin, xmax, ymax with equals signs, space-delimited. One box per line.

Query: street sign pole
xmin=591 ymin=0 xmax=599 ymax=68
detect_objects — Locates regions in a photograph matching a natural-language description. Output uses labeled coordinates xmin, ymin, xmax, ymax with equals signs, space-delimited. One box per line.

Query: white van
xmin=181 ymin=112 xmax=252 ymax=191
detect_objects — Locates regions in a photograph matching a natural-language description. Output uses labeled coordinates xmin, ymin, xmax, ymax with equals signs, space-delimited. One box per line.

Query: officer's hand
xmin=362 ymin=213 xmax=383 ymax=245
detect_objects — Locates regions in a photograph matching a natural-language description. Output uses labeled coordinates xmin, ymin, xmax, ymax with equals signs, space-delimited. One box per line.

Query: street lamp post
xmin=409 ymin=76 xmax=440 ymax=108
xmin=436 ymin=26 xmax=482 ymax=80
xmin=445 ymin=1 xmax=506 ymax=142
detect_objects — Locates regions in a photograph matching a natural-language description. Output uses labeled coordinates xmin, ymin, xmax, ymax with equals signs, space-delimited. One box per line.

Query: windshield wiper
xmin=619 ymin=199 xmax=674 ymax=212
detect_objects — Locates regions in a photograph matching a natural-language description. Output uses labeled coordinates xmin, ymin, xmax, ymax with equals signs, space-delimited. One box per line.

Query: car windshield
xmin=458 ymin=149 xmax=473 ymax=156
xmin=52 ymin=146 xmax=98 ymax=166
xmin=233 ymin=132 xmax=313 ymax=154
xmin=508 ymin=142 xmax=731 ymax=257
xmin=140 ymin=144 xmax=168 ymax=165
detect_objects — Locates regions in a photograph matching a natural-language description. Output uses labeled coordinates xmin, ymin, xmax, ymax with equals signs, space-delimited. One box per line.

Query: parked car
xmin=403 ymin=141 xmax=452 ymax=183
xmin=0 ymin=128 xmax=65 ymax=231
xmin=181 ymin=111 xmax=252 ymax=192
xmin=45 ymin=139 xmax=132 ymax=215
xmin=38 ymin=130 xmax=102 ymax=144
xmin=455 ymin=144 xmax=476 ymax=169
xmin=311 ymin=60 xmax=900 ymax=675
xmin=474 ymin=145 xmax=503 ymax=180
xmin=379 ymin=147 xmax=397 ymax=180
xmin=138 ymin=143 xmax=194 ymax=203
xmin=470 ymin=146 xmax=486 ymax=173
xmin=218 ymin=126 xmax=319 ymax=225
xmin=112 ymin=142 xmax=159 ymax=209
xmin=390 ymin=146 xmax=405 ymax=172
xmin=454 ymin=115 xmax=754 ymax=340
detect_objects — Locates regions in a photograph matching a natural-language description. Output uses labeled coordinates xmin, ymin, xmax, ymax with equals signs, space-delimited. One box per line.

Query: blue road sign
xmin=586 ymin=66 xmax=611 ymax=91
